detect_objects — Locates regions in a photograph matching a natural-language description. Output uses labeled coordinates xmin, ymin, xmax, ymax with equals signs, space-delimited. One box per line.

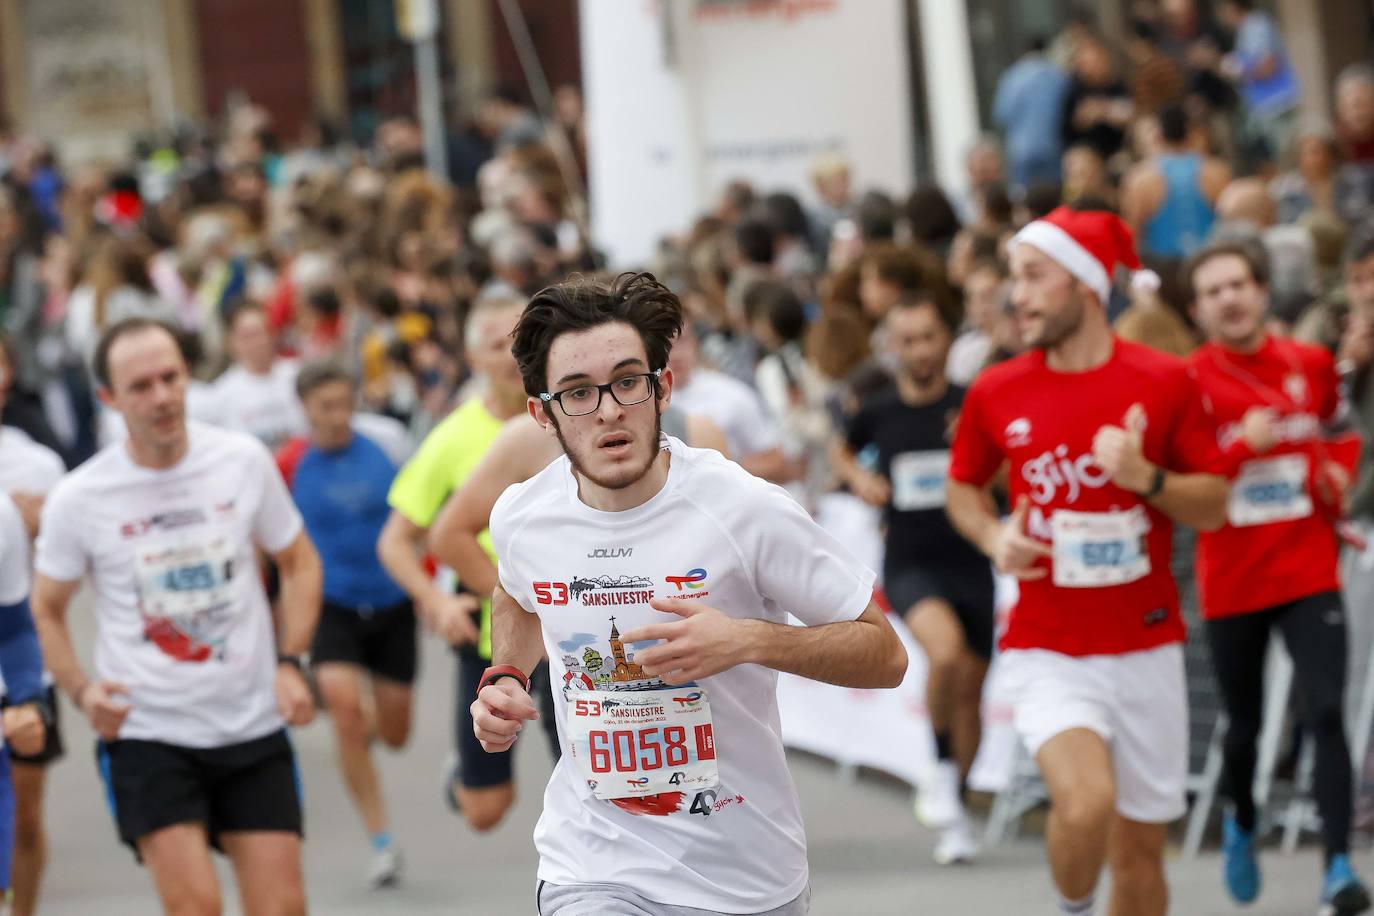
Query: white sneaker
xmin=915 ymin=760 xmax=964 ymax=829
xmin=933 ymin=817 xmax=979 ymax=866
xmin=368 ymin=846 xmax=404 ymax=889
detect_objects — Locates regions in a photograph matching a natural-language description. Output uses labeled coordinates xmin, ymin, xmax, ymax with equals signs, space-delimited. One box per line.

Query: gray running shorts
xmin=536 ymin=881 xmax=810 ymax=916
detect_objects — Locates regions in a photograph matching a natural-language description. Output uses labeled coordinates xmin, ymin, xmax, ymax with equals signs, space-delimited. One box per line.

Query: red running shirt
xmin=950 ymin=339 xmax=1225 ymax=656
xmin=1188 ymin=337 xmax=1353 ymax=619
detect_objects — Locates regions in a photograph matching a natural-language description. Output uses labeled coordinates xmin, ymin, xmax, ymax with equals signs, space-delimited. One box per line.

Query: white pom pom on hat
xmin=1011 ymin=206 xmax=1157 ymax=303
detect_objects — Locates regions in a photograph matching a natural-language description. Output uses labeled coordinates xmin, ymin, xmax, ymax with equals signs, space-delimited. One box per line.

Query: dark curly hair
xmin=511 ymin=271 xmax=684 ymax=401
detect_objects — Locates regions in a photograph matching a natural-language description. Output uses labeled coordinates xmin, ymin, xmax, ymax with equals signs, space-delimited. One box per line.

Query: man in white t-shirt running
xmin=667 ymin=322 xmax=796 ymax=484
xmin=30 ymin=317 xmax=322 ymax=916
xmin=209 ymin=301 xmax=307 ymax=451
xmin=472 ymin=272 xmax=908 ymax=916
xmin=0 ymin=335 xmax=65 ymax=916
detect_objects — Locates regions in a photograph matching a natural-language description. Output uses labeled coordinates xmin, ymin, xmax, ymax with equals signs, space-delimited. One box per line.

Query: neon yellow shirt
xmin=387 ymin=396 xmax=506 ymax=657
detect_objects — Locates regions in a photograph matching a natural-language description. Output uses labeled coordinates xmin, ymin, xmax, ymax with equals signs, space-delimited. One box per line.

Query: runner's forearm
xmin=947 ymin=480 xmax=1002 ymax=556
xmin=828 ymin=439 xmax=865 ymax=490
xmin=1147 ymin=470 xmax=1229 ymax=531
xmin=740 ymin=602 xmax=905 ymax=689
xmin=30 ymin=574 xmax=86 ymax=702
xmin=491 ymin=584 xmax=545 ymax=676
xmin=377 ymin=511 xmax=444 ymax=604
xmin=429 ymin=500 xmax=498 ymax=597
xmin=738 ymin=447 xmax=796 ymax=484
xmin=274 ymin=532 xmax=322 ymax=656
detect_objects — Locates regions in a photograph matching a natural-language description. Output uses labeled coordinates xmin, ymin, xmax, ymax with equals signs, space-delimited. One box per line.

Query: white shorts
xmin=998 ymin=643 xmax=1188 ymax=824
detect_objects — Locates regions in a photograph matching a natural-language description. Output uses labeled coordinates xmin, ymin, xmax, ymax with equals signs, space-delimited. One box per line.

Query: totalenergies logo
xmin=665 ymin=568 xmax=708 ymax=591
xmin=672 ymin=692 xmax=704 ymax=709
xmin=626 ymin=777 xmax=650 ymax=787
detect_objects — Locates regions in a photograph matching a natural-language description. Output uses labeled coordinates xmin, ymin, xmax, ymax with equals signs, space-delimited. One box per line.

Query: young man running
xmin=376 ymin=294 xmax=551 ymax=832
xmin=946 ymin=207 xmax=1230 ymax=916
xmin=472 ymin=271 xmax=907 ymax=915
xmin=832 ymin=291 xmax=994 ymax=865
xmin=283 ymin=361 xmax=415 ymax=888
xmin=1185 ymin=240 xmax=1371 ymax=914
xmin=30 ymin=317 xmax=321 ymax=916
xmin=0 ymin=336 xmax=65 ymax=916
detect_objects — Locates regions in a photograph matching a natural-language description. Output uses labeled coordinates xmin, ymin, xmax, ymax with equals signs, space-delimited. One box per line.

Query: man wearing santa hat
xmin=947 ymin=206 xmax=1230 ymax=916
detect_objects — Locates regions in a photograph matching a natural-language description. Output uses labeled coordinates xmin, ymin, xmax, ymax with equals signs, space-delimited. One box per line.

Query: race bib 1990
xmin=1228 ymin=454 xmax=1312 ymax=528
xmin=891 ymin=450 xmax=949 ymax=512
xmin=567 ymin=689 xmax=719 ymax=801
xmin=134 ymin=537 xmax=237 ymax=619
xmin=1050 ymin=507 xmax=1151 ymax=588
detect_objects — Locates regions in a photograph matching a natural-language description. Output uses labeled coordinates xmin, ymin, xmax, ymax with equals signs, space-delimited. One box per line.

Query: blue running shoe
xmin=1222 ymin=814 xmax=1260 ymax=904
xmin=1319 ymin=854 xmax=1371 ymax=916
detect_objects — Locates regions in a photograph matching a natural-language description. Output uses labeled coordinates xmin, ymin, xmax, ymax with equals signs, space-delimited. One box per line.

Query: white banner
xmin=581 ymin=0 xmax=916 ymax=267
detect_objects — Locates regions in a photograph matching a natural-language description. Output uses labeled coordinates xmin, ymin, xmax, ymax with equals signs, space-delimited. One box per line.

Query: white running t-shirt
xmin=0 ymin=426 xmax=66 ymax=696
xmin=491 ymin=437 xmax=875 ymax=913
xmin=0 ymin=426 xmax=64 ymax=496
xmin=35 ymin=422 xmax=303 ymax=748
xmin=208 ymin=361 xmax=307 ymax=450
xmin=0 ymin=495 xmax=27 ymax=607
xmin=0 ymin=425 xmax=64 ymax=581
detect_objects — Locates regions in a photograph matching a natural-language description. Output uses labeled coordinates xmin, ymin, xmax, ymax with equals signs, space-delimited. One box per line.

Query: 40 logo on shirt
xmin=664 ymin=568 xmax=710 ymax=599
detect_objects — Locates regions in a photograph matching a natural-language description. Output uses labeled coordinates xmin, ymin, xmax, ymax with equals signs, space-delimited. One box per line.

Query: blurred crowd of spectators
xmin=0 ymin=0 xmax=1371 ymax=559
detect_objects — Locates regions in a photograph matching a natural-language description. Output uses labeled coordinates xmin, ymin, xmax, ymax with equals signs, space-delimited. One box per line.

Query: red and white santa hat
xmin=1010 ymin=206 xmax=1160 ymax=303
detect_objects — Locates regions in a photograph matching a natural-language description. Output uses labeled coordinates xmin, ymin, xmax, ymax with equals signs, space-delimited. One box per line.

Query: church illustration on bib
xmin=561 ymin=616 xmax=668 ymax=695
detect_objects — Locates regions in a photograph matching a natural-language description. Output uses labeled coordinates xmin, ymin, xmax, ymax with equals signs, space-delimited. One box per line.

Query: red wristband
xmin=478 ymin=665 xmax=530 ymax=693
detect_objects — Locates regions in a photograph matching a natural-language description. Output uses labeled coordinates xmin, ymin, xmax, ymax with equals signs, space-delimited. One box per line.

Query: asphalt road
xmin=39 ymin=595 xmax=1346 ymax=915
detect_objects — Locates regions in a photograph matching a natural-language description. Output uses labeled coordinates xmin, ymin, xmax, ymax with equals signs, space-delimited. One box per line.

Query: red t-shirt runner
xmin=1188 ymin=335 xmax=1358 ymax=619
xmin=949 ymin=338 xmax=1226 ymax=656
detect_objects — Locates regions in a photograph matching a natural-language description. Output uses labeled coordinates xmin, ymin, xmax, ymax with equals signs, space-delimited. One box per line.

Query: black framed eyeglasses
xmin=540 ymin=369 xmax=662 ymax=417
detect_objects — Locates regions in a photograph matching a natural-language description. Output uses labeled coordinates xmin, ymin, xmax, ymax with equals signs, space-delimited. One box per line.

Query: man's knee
xmin=458 ymin=785 xmax=515 ymax=833
xmin=376 ymin=709 xmax=411 ymax=749
xmin=325 ymin=695 xmax=368 ymax=744
xmin=1054 ymin=778 xmax=1116 ymax=834
xmin=1109 ymin=838 xmax=1166 ymax=893
xmin=1306 ymin=696 xmax=1348 ymax=742
xmin=269 ymin=877 xmax=307 ymax=916
xmin=925 ymin=649 xmax=961 ymax=688
xmin=162 ymin=885 xmax=222 ymax=916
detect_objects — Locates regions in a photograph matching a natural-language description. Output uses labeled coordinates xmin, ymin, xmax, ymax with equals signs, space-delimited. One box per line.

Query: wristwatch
xmin=277 ymin=654 xmax=306 ymax=674
xmin=1141 ymin=466 xmax=1167 ymax=499
xmin=478 ymin=665 xmax=531 ymax=693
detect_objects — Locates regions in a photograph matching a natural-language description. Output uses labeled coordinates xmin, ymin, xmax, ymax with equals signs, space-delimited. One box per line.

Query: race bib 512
xmin=1050 ymin=506 xmax=1151 ymax=588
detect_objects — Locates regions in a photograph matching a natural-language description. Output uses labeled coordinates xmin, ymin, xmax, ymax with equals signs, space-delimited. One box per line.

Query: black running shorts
xmin=97 ymin=728 xmax=302 ymax=853
xmin=310 ymin=600 xmax=418 ymax=685
xmin=883 ymin=560 xmax=996 ymax=659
